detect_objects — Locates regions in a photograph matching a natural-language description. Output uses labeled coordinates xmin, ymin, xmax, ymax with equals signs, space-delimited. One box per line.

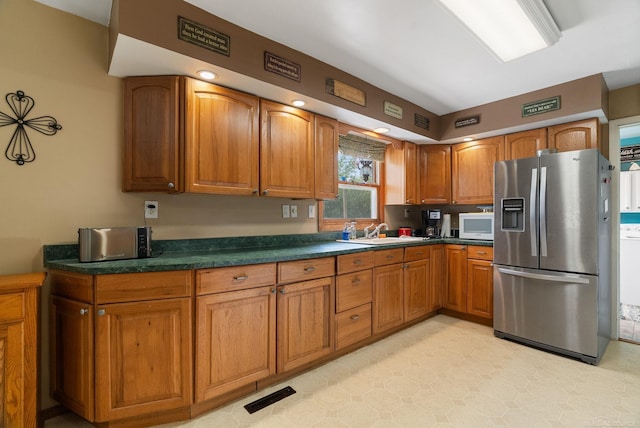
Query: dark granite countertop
xmin=43 ymin=232 xmax=492 ymax=275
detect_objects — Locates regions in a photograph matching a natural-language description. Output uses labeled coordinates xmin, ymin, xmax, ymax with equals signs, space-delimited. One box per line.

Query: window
xmin=319 ymin=129 xmax=387 ymax=231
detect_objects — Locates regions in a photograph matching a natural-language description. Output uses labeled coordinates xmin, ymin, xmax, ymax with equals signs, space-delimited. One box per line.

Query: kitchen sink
xmin=336 ymin=236 xmax=429 ymax=245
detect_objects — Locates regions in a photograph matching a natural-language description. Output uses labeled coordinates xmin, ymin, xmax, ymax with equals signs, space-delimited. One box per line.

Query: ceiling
xmin=36 ymin=0 xmax=640 ymax=137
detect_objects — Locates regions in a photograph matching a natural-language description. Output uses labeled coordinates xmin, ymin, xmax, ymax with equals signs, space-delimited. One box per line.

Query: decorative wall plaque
xmin=454 ymin=115 xmax=480 ymax=128
xmin=621 ymin=145 xmax=640 ymax=162
xmin=383 ymin=101 xmax=403 ymax=119
xmin=264 ymin=52 xmax=301 ymax=82
xmin=178 ymin=16 xmax=230 ymax=56
xmin=522 ymin=96 xmax=560 ymax=117
xmin=326 ymin=79 xmax=366 ymax=106
xmin=414 ymin=113 xmax=430 ymax=131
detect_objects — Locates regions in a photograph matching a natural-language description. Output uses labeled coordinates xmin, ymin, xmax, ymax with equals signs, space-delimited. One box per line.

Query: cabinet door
xmin=95 ymin=298 xmax=192 ymax=422
xmin=123 ymin=76 xmax=181 ymax=192
xmin=404 ymin=258 xmax=430 ymax=322
xmin=548 ymin=118 xmax=599 ymax=153
xmin=451 ymin=136 xmax=504 ymax=205
xmin=505 ymin=128 xmax=547 ymax=160
xmin=195 ymin=286 xmax=275 ymax=402
xmin=418 ymin=145 xmax=451 ymax=204
xmin=620 ymin=171 xmax=632 ymax=212
xmin=50 ymin=296 xmax=94 ymax=421
xmin=260 ymin=100 xmax=315 ymax=198
xmin=185 ymin=78 xmax=260 ymax=195
xmin=632 ymin=171 xmax=640 ymax=211
xmin=385 ymin=142 xmax=418 ymax=204
xmin=444 ymin=245 xmax=467 ymax=312
xmin=314 ymin=115 xmax=339 ymax=200
xmin=372 ymin=264 xmax=404 ymax=334
xmin=277 ymin=277 xmax=334 ymax=372
xmin=466 ymin=259 xmax=493 ymax=319
xmin=428 ymin=244 xmax=444 ymax=312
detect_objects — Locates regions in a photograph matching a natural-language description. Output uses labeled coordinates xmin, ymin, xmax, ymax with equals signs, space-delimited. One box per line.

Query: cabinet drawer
xmin=277 ymin=257 xmax=335 ymax=284
xmin=197 ymin=263 xmax=276 ymax=295
xmin=95 ymin=270 xmax=193 ymax=303
xmin=404 ymin=245 xmax=430 ymax=262
xmin=336 ymin=270 xmax=372 ymax=312
xmin=374 ymin=248 xmax=404 ymax=266
xmin=337 ymin=251 xmax=374 ymax=274
xmin=467 ymin=246 xmax=493 ymax=261
xmin=335 ymin=303 xmax=372 ymax=350
xmin=0 ymin=292 xmax=24 ymax=322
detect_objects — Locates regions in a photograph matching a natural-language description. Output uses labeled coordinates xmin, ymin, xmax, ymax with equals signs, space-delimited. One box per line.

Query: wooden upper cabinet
xmin=184 ymin=78 xmax=260 ymax=196
xmin=314 ymin=115 xmax=339 ymax=200
xmin=418 ymin=144 xmax=451 ymax=204
xmin=548 ymin=118 xmax=599 ymax=153
xmin=451 ymin=136 xmax=504 ymax=205
xmin=385 ymin=141 xmax=418 ymax=204
xmin=505 ymin=128 xmax=547 ymax=160
xmin=260 ymin=99 xmax=315 ymax=198
xmin=123 ymin=76 xmax=181 ymax=192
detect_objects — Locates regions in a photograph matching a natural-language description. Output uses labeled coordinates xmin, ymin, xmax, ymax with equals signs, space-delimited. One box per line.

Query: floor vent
xmin=244 ymin=386 xmax=296 ymax=414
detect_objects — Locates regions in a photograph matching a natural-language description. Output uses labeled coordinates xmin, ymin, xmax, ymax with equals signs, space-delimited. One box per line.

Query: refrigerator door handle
xmin=530 ymin=168 xmax=538 ymax=257
xmin=540 ymin=166 xmax=548 ymax=257
xmin=497 ymin=267 xmax=590 ymax=284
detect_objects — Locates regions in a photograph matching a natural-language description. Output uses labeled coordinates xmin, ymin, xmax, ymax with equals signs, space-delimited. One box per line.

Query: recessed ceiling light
xmin=374 ymin=127 xmax=389 ymax=134
xmin=198 ymin=70 xmax=216 ymax=80
xmin=291 ymin=99 xmax=306 ymax=107
xmin=463 ymin=137 xmax=474 ymax=142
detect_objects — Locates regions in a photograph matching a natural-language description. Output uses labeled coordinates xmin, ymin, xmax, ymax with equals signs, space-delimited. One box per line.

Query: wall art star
xmin=0 ymin=90 xmax=62 ymax=165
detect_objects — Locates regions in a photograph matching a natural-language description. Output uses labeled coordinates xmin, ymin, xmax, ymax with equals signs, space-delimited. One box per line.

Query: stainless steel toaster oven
xmin=78 ymin=227 xmax=151 ymax=262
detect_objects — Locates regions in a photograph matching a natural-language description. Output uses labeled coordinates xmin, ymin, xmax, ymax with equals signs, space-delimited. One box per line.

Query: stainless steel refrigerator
xmin=493 ymin=148 xmax=612 ymax=364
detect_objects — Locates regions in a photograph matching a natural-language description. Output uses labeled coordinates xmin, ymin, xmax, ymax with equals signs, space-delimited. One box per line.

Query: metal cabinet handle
xmin=271 ymin=288 xmax=276 ymax=294
xmin=279 ymin=288 xmax=285 ymax=294
xmin=350 ymin=314 xmax=360 ymax=321
xmin=167 ymin=182 xmax=175 ymax=189
xmin=354 ymin=259 xmax=362 ymax=265
xmin=79 ymin=308 xmax=89 ymax=315
xmin=386 ymin=255 xmax=394 ymax=260
xmin=304 ymin=266 xmax=316 ymax=272
xmin=252 ymin=189 xmax=259 ymax=195
xmin=263 ymin=189 xmax=269 ymax=196
xmin=233 ymin=275 xmax=248 ymax=281
xmin=97 ymin=309 xmax=105 ymax=316
xmin=351 ymin=278 xmax=361 ymax=285
xmin=476 ymin=251 xmax=486 ymax=255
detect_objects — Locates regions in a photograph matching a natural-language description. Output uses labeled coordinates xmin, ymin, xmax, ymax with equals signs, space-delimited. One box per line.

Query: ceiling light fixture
xmin=291 ymin=99 xmax=306 ymax=107
xmin=438 ymin=0 xmax=561 ymax=62
xmin=197 ymin=70 xmax=217 ymax=80
xmin=373 ymin=127 xmax=389 ymax=134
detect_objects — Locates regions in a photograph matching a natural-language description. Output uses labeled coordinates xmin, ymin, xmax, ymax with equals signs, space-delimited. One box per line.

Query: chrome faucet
xmin=365 ymin=223 xmax=388 ymax=238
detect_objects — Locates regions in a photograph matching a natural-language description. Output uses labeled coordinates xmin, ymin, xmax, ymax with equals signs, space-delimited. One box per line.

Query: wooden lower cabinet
xmin=195 ymin=286 xmax=276 ymax=402
xmin=50 ymin=270 xmax=193 ymax=425
xmin=444 ymin=245 xmax=468 ymax=312
xmin=0 ymin=273 xmax=45 ymax=428
xmin=429 ymin=245 xmax=444 ymax=312
xmin=372 ymin=263 xmax=404 ymax=334
xmin=277 ymin=277 xmax=335 ymax=372
xmin=403 ymin=246 xmax=432 ymax=322
xmin=95 ymin=298 xmax=192 ymax=422
xmin=444 ymin=245 xmax=494 ymax=320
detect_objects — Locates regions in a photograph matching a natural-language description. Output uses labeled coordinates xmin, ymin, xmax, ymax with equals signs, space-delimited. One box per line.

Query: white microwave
xmin=459 ymin=212 xmax=494 ymax=240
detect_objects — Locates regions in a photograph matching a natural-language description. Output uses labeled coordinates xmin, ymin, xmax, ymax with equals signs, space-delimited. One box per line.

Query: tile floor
xmin=45 ymin=315 xmax=640 ymax=428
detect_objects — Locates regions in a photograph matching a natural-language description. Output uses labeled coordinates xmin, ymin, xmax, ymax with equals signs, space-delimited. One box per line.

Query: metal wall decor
xmin=0 ymin=90 xmax=62 ymax=165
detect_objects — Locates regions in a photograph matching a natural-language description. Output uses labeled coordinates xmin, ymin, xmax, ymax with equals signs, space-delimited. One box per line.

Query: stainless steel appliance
xmin=493 ymin=149 xmax=611 ymax=364
xmin=78 ymin=227 xmax=152 ymax=262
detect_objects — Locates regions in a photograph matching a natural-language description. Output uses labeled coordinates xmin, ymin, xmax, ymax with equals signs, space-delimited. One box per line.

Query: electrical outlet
xmin=308 ymin=205 xmax=316 ymax=219
xmin=144 ymin=200 xmax=158 ymax=219
xmin=404 ymin=208 xmax=410 ymax=219
xmin=282 ymin=204 xmax=290 ymax=218
xmin=290 ymin=205 xmax=298 ymax=218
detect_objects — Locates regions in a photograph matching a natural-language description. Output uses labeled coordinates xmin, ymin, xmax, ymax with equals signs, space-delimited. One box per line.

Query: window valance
xmin=338 ymin=134 xmax=386 ymax=162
